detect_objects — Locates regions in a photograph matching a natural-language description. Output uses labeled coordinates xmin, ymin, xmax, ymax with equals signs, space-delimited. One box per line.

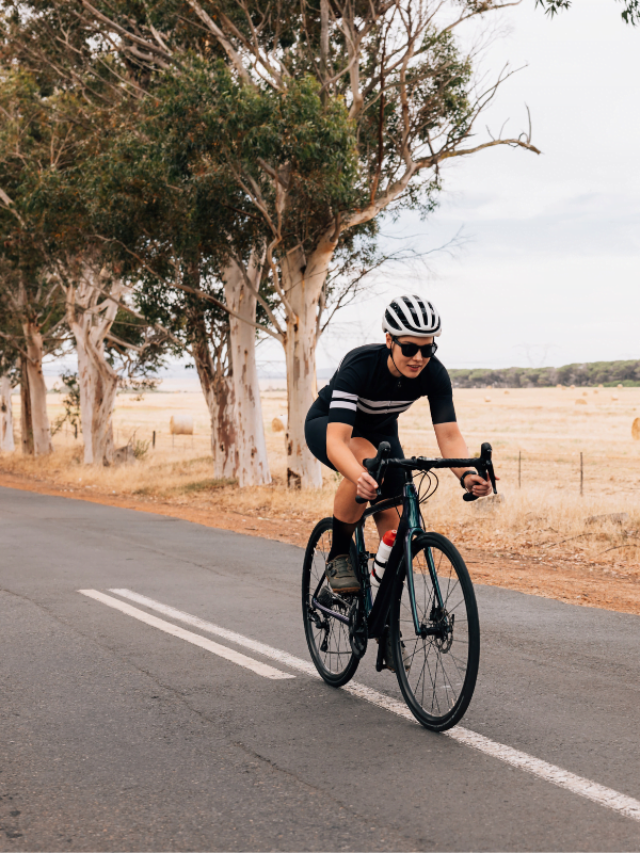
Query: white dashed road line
xmin=78 ymin=589 xmax=295 ymax=681
xmin=100 ymin=587 xmax=640 ymax=824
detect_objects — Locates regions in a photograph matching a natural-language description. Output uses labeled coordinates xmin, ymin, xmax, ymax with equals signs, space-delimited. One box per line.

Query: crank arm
xmin=311 ymin=597 xmax=350 ymax=626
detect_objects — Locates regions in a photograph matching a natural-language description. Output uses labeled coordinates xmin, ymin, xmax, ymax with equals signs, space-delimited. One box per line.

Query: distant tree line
xmin=450 ymin=360 xmax=640 ymax=388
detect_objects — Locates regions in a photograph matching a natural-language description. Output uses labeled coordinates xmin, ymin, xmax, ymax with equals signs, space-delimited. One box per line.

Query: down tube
xmin=403 ymin=530 xmax=446 ymax=635
xmin=354 ymin=523 xmax=373 ymax=614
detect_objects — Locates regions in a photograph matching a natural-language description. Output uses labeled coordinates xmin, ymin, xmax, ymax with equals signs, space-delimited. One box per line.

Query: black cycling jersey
xmin=313 ymin=343 xmax=456 ymax=434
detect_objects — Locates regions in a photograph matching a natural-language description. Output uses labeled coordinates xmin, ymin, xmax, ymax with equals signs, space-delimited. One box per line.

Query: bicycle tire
xmin=302 ymin=517 xmax=360 ymax=687
xmin=389 ymin=532 xmax=480 ymax=731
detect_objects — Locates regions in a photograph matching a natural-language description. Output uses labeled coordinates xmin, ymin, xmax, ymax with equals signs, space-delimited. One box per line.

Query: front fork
xmin=401 ymin=479 xmax=446 ymax=638
xmin=404 ymin=530 xmax=446 ymax=636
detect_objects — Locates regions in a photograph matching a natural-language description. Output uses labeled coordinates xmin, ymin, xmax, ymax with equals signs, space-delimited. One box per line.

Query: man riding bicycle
xmin=305 ymin=294 xmax=493 ymax=597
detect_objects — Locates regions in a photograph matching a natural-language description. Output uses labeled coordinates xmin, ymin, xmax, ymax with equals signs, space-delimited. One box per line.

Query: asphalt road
xmin=2 ymin=485 xmax=640 ymax=852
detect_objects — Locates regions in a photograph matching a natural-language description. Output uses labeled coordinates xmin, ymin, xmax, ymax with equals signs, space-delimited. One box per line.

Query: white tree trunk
xmin=0 ymin=374 xmax=15 ymax=452
xmin=280 ymin=244 xmax=335 ymax=489
xmin=190 ymin=316 xmax=237 ymax=480
xmin=74 ymin=335 xmax=119 ymax=465
xmin=66 ymin=269 xmax=123 ymax=465
xmin=223 ymin=255 xmax=271 ymax=487
xmin=23 ymin=323 xmax=53 ymax=456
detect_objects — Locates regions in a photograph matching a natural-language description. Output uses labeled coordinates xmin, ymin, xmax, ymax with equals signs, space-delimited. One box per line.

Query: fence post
xmin=518 ymin=451 xmax=522 ymax=489
xmin=152 ymin=430 xmax=156 ymax=449
xmin=580 ymin=451 xmax=584 ymax=496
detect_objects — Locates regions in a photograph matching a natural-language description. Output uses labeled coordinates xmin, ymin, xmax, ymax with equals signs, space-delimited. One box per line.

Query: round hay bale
xmin=556 ymin=384 xmax=564 ymax=389
xmin=271 ymin=416 xmax=286 ymax=433
xmin=617 ymin=383 xmax=624 ymax=388
xmin=632 ymin=418 xmax=640 ymax=440
xmin=570 ymin=384 xmax=576 ymax=389
xmin=484 ymin=396 xmax=491 ymax=403
xmin=169 ymin=414 xmax=194 ymax=435
xmin=598 ymin=384 xmax=604 ymax=388
xmin=582 ymin=391 xmax=588 ymax=397
xmin=575 ymin=398 xmax=587 ymax=405
xmin=593 ymin=389 xmax=598 ymax=394
xmin=611 ymin=395 xmax=619 ymax=402
xmin=504 ymin=390 xmax=510 ymax=395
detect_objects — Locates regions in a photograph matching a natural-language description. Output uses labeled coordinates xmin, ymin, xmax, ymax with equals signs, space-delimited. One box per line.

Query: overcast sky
xmin=300 ymin=0 xmax=640 ymax=374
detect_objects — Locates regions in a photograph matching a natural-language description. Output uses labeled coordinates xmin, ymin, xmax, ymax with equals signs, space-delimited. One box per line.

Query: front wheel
xmin=302 ymin=517 xmax=360 ymax=687
xmin=389 ymin=532 xmax=480 ymax=731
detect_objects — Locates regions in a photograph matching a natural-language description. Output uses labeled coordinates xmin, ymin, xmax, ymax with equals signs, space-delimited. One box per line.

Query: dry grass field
xmin=2 ymin=380 xmax=640 ymax=614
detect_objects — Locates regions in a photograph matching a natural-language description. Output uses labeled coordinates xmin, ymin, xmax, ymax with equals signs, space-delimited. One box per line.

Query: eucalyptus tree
xmin=0 ymin=73 xmax=67 ymax=456
xmin=0 ymin=53 xmax=172 ymax=464
xmin=84 ymin=108 xmax=274 ymax=483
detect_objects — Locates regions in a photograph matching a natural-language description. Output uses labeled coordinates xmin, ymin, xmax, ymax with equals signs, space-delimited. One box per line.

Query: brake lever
xmin=462 ymin=441 xmax=497 ymax=502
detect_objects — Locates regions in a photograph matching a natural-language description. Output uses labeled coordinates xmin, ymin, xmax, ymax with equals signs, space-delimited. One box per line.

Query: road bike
xmin=302 ymin=441 xmax=497 ymax=731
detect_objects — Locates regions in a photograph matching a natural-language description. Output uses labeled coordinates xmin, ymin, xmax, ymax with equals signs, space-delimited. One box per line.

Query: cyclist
xmin=305 ymin=294 xmax=493 ymax=598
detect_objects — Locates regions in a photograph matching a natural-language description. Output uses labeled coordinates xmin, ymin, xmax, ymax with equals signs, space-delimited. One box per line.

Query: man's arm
xmin=433 ymin=422 xmax=493 ymax=497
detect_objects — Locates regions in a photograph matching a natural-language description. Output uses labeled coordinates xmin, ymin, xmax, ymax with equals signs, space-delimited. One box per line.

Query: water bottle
xmin=371 ymin=529 xmax=397 ymax=591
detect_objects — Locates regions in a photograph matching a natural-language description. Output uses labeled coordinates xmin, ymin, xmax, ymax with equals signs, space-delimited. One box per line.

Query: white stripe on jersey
xmin=330 ymin=401 xmax=357 ymax=411
xmin=332 ymin=390 xmax=358 ymax=401
xmin=358 ymin=397 xmax=413 ymax=408
xmin=357 ymin=402 xmax=413 ymax=415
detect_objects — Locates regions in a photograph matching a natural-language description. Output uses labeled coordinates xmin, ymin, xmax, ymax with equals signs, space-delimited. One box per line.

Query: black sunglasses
xmin=392 ymin=336 xmax=438 ymax=358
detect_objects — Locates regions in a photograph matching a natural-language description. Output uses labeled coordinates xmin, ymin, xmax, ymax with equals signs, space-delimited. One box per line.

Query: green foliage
xmin=145 ymin=57 xmax=360 ymax=257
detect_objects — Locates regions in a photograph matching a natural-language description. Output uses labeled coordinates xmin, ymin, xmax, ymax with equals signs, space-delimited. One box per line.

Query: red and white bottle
xmin=371 ymin=530 xmax=397 ymax=590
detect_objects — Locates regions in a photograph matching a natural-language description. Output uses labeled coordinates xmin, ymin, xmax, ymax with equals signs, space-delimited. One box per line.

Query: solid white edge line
xmin=109 ymin=587 xmax=640 ymax=824
xmin=78 ymin=590 xmax=294 ymax=681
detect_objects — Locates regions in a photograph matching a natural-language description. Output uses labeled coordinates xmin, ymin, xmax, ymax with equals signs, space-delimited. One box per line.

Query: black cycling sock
xmin=328 ymin=516 xmax=356 ymax=562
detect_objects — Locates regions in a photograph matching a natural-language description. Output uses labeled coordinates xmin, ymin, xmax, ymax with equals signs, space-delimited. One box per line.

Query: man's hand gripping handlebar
xmin=354 ymin=441 xmax=498 ymax=504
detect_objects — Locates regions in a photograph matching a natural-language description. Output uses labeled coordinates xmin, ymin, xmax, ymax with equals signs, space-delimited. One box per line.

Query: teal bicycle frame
xmin=355 ymin=474 xmax=445 ymax=640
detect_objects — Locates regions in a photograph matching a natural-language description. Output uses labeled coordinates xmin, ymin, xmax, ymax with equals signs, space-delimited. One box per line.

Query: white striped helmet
xmin=382 ymin=295 xmax=442 ymax=338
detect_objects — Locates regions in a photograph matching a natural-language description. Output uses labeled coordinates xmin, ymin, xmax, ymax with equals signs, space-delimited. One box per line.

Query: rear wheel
xmin=302 ymin=517 xmax=360 ymax=687
xmin=389 ymin=532 xmax=480 ymax=731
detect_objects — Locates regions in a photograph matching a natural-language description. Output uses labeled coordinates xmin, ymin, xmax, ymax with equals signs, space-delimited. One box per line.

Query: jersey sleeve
xmin=425 ymin=360 xmax=457 ymax=424
xmin=326 ymin=361 xmax=361 ymax=427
